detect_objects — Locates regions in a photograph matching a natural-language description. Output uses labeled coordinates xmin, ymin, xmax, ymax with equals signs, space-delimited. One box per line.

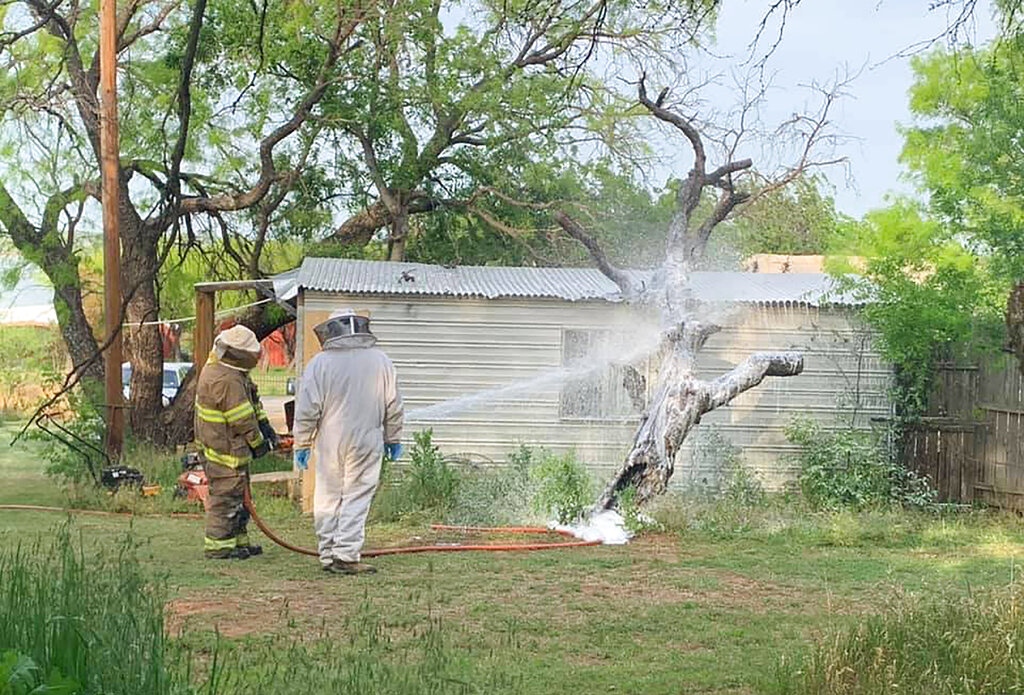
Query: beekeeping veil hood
xmin=314 ymin=308 xmax=373 ymax=347
xmin=213 ymin=325 xmax=262 ymax=370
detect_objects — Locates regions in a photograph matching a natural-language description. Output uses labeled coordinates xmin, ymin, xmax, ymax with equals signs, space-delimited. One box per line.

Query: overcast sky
xmin=685 ymin=0 xmax=999 ymax=218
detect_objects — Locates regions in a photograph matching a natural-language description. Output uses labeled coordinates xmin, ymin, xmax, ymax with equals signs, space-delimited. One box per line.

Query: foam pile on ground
xmin=556 ymin=509 xmax=631 ymax=545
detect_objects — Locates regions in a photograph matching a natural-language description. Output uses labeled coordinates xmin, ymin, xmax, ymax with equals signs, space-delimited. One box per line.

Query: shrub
xmin=529 ymin=450 xmax=592 ymax=524
xmin=686 ymin=427 xmax=765 ymax=505
xmin=770 ymin=586 xmax=1024 ymax=695
xmin=616 ymin=485 xmax=659 ymax=533
xmin=369 ymin=449 xmax=410 ymax=522
xmin=723 ymin=463 xmax=766 ymax=507
xmin=786 ymin=418 xmax=935 ymax=509
xmin=404 ymin=429 xmax=459 ymax=514
xmin=445 ymin=445 xmax=537 ymax=526
xmin=30 ymin=395 xmax=106 ymax=485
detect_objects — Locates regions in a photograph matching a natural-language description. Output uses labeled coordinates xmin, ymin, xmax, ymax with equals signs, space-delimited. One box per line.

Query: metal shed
xmin=293 ymin=257 xmax=889 ymax=489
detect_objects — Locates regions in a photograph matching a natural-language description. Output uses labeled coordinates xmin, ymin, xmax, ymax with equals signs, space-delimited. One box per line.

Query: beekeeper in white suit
xmin=292 ymin=308 xmax=404 ymax=575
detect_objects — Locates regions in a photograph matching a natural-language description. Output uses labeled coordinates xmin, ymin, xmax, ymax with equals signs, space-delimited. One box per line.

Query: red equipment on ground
xmin=176 ymin=452 xmax=209 ymax=506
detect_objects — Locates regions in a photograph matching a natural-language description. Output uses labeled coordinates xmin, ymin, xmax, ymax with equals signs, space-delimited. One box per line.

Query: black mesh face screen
xmin=313 ymin=315 xmax=372 ymax=345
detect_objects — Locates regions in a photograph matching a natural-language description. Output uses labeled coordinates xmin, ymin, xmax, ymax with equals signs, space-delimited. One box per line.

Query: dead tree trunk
xmin=553 ymin=76 xmax=841 ymax=509
xmin=1007 ymin=282 xmax=1024 ymax=375
xmin=597 ymin=325 xmax=803 ymax=508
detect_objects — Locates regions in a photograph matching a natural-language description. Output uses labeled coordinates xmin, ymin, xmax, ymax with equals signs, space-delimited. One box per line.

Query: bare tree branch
xmin=552 ymin=210 xmax=634 ymax=297
xmin=708 ymin=352 xmax=804 ymax=410
xmin=639 ymin=74 xmax=706 ymax=177
xmin=179 ymin=4 xmax=367 ymax=216
xmin=165 ymin=0 xmax=207 ymax=204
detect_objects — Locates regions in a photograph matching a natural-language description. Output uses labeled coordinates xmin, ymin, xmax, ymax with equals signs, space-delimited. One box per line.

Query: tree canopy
xmin=0 ymin=0 xmax=722 ymax=440
xmin=831 ymin=30 xmax=1024 ymax=414
xmin=902 ymin=35 xmax=1024 ymax=283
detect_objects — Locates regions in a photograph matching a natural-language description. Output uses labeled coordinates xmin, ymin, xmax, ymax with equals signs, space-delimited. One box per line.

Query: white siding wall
xmin=300 ymin=292 xmax=890 ymax=489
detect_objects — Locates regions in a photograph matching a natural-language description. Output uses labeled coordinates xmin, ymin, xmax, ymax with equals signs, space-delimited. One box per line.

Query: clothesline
xmin=122 ymin=298 xmax=274 ymax=328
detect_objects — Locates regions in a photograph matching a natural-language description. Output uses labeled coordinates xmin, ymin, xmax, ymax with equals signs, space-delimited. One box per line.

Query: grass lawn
xmin=2 ymin=427 xmax=1024 ymax=693
xmin=250 ymin=366 xmax=292 ymax=397
xmin=0 ymin=420 xmax=66 ymax=507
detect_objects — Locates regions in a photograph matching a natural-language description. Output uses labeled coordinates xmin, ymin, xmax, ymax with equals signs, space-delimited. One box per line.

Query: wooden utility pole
xmin=100 ymin=0 xmax=124 ymax=460
xmin=194 ymin=289 xmax=214 ymax=380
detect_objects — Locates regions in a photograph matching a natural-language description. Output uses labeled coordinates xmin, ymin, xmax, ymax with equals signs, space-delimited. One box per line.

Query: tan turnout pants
xmin=203 ymin=461 xmax=251 ymax=554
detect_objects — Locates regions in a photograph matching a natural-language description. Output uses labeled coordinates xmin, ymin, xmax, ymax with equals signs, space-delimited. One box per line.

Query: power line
xmin=121 ymin=297 xmax=273 ymax=328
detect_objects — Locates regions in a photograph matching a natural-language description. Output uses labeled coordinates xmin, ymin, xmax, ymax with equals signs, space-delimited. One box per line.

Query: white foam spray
xmin=556 ymin=509 xmax=631 ymax=545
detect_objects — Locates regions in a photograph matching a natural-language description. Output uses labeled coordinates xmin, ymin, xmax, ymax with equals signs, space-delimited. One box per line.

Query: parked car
xmin=122 ymin=361 xmax=192 ymax=406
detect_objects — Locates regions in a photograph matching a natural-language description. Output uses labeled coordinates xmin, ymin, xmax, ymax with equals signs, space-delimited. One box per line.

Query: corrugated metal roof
xmin=296 ymin=257 xmax=860 ymax=306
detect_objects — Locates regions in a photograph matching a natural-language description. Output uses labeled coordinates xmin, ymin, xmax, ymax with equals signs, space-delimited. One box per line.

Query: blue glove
xmin=385 ymin=443 xmax=403 ymax=461
xmin=294 ymin=448 xmax=310 ymax=471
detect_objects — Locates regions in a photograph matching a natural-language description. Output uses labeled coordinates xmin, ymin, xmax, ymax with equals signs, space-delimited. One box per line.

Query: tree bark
xmin=0 ymin=182 xmax=102 ymax=387
xmin=597 ymin=322 xmax=803 ymax=509
xmin=119 ymin=197 xmax=166 ymax=441
xmin=388 ymin=205 xmax=410 ymax=261
xmin=51 ymin=273 xmax=103 ymax=384
xmin=1007 ymin=281 xmax=1024 ymax=375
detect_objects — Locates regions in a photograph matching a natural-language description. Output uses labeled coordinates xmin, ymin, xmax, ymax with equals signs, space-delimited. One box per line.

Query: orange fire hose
xmin=242 ymin=487 xmax=601 ymax=557
xmin=0 ymin=494 xmax=602 ymax=556
xmin=0 ymin=504 xmax=203 ymax=519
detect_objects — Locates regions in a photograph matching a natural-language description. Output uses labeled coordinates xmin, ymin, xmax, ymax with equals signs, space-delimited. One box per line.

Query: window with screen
xmin=559 ymin=329 xmax=639 ymax=421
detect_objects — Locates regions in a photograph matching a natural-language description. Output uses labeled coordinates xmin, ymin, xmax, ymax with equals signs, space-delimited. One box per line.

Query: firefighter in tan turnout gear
xmin=293 ymin=308 xmax=404 ymax=575
xmin=195 ymin=325 xmax=278 ymax=560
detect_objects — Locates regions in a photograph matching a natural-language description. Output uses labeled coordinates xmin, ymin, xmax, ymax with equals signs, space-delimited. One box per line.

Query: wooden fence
xmin=903 ymin=356 xmax=1024 ymax=510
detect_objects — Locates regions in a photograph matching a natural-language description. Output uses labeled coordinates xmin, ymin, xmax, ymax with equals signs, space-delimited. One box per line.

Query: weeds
xmin=444 ymin=445 xmax=536 ymax=526
xmin=373 ymin=438 xmax=596 ymax=527
xmin=30 ymin=395 xmax=105 ymax=486
xmin=0 ymin=525 xmax=170 ymax=695
xmin=684 ymin=426 xmax=766 ymax=505
xmin=194 ymin=609 xmax=524 ymax=694
xmin=617 ymin=485 xmax=658 ymax=534
xmin=529 ymin=450 xmax=592 ymax=524
xmin=38 ymin=438 xmax=293 ymax=516
xmin=0 ymin=521 xmax=525 ymax=695
xmin=405 ymin=429 xmax=460 ymax=514
xmin=0 ymin=650 xmax=79 ymax=694
xmin=787 ymin=418 xmax=936 ymax=510
xmin=770 ymin=584 xmax=1024 ymax=695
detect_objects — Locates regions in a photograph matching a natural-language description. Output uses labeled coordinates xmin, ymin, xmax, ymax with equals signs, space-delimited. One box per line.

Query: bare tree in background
xmin=552 ymin=74 xmax=848 ymax=509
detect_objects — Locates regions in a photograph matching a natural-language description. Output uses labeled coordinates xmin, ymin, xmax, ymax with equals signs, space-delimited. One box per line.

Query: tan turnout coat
xmin=194 ymin=360 xmax=268 ymax=468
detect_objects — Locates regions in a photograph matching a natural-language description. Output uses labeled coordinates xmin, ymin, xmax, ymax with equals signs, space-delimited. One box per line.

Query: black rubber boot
xmin=205 ymin=547 xmax=250 ymax=560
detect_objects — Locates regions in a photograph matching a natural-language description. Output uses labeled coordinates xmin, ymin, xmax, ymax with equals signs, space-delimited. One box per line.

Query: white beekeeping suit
xmin=293 ymin=308 xmax=404 ymax=574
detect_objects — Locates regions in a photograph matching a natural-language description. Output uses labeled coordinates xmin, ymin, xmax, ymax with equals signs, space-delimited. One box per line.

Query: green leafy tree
xmin=831 ymin=200 xmax=1003 ymax=415
xmin=0 ymin=0 xmax=368 ymax=442
xmin=318 ymin=0 xmax=717 ymax=261
xmin=900 ymin=35 xmax=1024 ymax=373
xmin=0 ymin=0 xmax=716 ymax=447
xmin=719 ymin=174 xmax=843 ymax=260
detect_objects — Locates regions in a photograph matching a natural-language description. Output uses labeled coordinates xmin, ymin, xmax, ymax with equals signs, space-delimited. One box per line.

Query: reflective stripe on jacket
xmin=195 ymin=361 xmax=266 ymax=468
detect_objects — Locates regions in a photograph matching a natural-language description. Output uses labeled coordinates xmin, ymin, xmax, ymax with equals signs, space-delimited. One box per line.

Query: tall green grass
xmin=184 ymin=610 xmax=524 ymax=695
xmin=0 ymin=522 xmax=524 ymax=694
xmin=0 ymin=524 xmax=170 ymax=694
xmin=771 ymin=584 xmax=1024 ymax=694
